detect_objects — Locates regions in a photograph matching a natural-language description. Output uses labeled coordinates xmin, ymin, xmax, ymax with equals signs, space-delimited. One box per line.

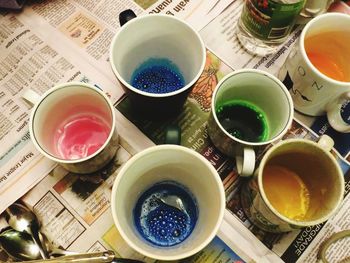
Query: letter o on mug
xmin=109 ymin=10 xmax=206 ymax=120
xmin=23 ymin=82 xmax=119 ymax=174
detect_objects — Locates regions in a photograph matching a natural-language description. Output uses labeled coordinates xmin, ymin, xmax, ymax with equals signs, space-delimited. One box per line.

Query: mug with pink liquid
xmin=23 ymin=82 xmax=119 ymax=174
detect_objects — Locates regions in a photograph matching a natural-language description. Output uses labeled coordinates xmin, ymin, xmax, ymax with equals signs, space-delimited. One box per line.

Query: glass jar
xmin=236 ymin=0 xmax=306 ymax=56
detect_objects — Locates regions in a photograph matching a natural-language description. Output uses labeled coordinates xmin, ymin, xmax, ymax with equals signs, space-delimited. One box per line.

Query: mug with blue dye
xmin=111 ymin=145 xmax=225 ymax=261
xmin=109 ymin=10 xmax=206 ymax=119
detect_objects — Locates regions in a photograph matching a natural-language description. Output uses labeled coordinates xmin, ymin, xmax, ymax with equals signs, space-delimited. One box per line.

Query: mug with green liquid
xmin=207 ymin=69 xmax=294 ymax=176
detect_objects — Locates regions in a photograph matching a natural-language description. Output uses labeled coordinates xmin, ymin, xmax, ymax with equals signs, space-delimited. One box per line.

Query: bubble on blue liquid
xmin=130 ymin=58 xmax=185 ymax=94
xmin=133 ymin=181 xmax=198 ymax=247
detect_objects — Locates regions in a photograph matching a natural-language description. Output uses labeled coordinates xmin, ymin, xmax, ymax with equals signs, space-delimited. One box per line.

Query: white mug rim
xmin=211 ymin=69 xmax=294 ymax=146
xmin=110 ymin=144 xmax=225 ymax=261
xmin=299 ymin=12 xmax=350 ymax=86
xmin=109 ymin=14 xmax=206 ymax=98
xmin=29 ymin=82 xmax=116 ymax=164
xmin=257 ymin=138 xmax=345 ymax=226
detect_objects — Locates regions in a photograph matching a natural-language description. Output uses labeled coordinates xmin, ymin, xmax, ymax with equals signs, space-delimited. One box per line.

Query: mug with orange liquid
xmin=240 ymin=135 xmax=344 ymax=233
xmin=279 ymin=13 xmax=350 ymax=133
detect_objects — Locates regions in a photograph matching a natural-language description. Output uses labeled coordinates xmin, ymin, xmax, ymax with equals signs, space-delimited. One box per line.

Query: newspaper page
xmin=114 ymin=49 xmax=350 ymax=263
xmin=18 ymin=0 xmax=143 ymax=77
xmin=144 ymin=0 xmax=234 ymax=31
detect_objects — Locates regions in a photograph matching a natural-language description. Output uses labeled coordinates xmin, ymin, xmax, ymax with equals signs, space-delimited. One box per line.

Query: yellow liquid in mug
xmin=305 ymin=31 xmax=350 ymax=82
xmin=263 ymin=165 xmax=310 ymax=221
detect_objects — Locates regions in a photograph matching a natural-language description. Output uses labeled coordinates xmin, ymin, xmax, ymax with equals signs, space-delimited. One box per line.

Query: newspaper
xmin=0 ymin=0 xmax=350 ymax=262
xmin=145 ymin=0 xmax=234 ymax=31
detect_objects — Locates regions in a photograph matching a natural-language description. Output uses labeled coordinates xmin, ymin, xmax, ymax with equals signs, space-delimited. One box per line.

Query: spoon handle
xmin=24 ymin=250 xmax=116 ymax=262
xmin=31 ymin=226 xmax=50 ymax=259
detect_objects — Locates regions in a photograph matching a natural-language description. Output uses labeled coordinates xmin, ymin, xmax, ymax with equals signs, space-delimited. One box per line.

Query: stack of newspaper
xmin=0 ymin=0 xmax=349 ymax=262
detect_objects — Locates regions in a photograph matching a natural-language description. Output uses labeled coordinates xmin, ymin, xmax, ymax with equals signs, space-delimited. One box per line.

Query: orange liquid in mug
xmin=263 ymin=165 xmax=310 ymax=221
xmin=305 ymin=31 xmax=350 ymax=82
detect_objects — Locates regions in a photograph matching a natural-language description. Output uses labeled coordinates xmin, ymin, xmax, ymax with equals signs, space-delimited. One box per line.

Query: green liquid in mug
xmin=216 ymin=100 xmax=269 ymax=142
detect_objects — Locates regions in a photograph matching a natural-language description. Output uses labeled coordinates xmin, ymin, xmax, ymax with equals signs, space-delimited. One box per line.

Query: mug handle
xmin=236 ymin=146 xmax=255 ymax=177
xmin=317 ymin=135 xmax=334 ymax=152
xmin=119 ymin=9 xmax=137 ymax=26
xmin=326 ymin=92 xmax=350 ymax=133
xmin=22 ymin=89 xmax=41 ymax=106
xmin=317 ymin=230 xmax=350 ymax=263
xmin=164 ymin=125 xmax=181 ymax=145
xmin=301 ymin=0 xmax=334 ymax=16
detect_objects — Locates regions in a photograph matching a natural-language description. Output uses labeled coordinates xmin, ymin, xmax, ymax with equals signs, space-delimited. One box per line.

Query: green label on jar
xmin=241 ymin=0 xmax=305 ymax=41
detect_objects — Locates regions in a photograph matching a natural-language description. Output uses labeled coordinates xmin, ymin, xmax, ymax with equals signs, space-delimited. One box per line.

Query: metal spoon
xmin=40 ymin=233 xmax=144 ymax=262
xmin=0 ymin=227 xmax=76 ymax=260
xmin=0 ymin=228 xmax=42 ymax=260
xmin=0 ymin=228 xmax=144 ymax=263
xmin=3 ymin=203 xmax=49 ymax=259
xmin=157 ymin=195 xmax=186 ymax=213
xmin=24 ymin=250 xmax=115 ymax=263
xmin=24 ymin=250 xmax=145 ymax=263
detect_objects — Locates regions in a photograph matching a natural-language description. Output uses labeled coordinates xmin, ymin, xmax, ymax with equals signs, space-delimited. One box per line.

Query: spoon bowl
xmin=4 ymin=203 xmax=49 ymax=259
xmin=0 ymin=228 xmax=41 ymax=261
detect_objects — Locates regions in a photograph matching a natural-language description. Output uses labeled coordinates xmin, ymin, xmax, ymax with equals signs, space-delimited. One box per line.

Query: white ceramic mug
xmin=241 ymin=135 xmax=345 ymax=233
xmin=23 ymin=82 xmax=119 ymax=174
xmin=111 ymin=145 xmax=225 ymax=261
xmin=109 ymin=11 xmax=206 ymax=119
xmin=279 ymin=13 xmax=350 ymax=132
xmin=207 ymin=69 xmax=294 ymax=176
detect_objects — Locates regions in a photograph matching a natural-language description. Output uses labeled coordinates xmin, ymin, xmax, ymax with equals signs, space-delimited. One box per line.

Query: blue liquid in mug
xmin=130 ymin=58 xmax=185 ymax=94
xmin=133 ymin=181 xmax=198 ymax=247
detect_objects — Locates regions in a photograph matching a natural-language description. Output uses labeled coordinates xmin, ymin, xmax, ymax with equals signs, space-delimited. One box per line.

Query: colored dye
xmin=53 ymin=114 xmax=110 ymax=160
xmin=263 ymin=165 xmax=310 ymax=221
xmin=133 ymin=181 xmax=198 ymax=247
xmin=305 ymin=31 xmax=350 ymax=82
xmin=130 ymin=58 xmax=185 ymax=94
xmin=216 ymin=100 xmax=269 ymax=142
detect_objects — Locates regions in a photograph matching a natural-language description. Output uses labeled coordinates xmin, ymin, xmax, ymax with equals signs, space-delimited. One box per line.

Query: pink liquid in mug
xmin=54 ymin=114 xmax=110 ymax=160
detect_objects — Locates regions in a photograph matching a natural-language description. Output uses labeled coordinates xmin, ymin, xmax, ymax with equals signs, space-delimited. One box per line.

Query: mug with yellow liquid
xmin=279 ymin=13 xmax=350 ymax=133
xmin=241 ymin=135 xmax=344 ymax=233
